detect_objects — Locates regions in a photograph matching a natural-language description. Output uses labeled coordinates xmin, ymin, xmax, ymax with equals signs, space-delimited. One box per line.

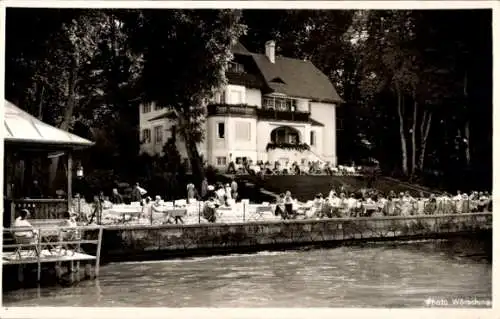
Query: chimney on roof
xmin=265 ymin=40 xmax=276 ymax=64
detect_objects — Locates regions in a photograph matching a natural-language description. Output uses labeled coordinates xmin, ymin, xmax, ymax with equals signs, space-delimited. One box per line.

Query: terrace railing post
xmin=10 ymin=200 xmax=16 ymax=227
xmin=95 ymin=226 xmax=103 ymax=278
xmin=198 ymin=201 xmax=201 ymax=224
xmin=37 ymin=228 xmax=42 ymax=282
xmin=78 ymin=200 xmax=81 ymax=220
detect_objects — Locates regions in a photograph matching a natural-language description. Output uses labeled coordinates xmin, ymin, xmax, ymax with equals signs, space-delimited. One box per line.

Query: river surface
xmin=3 ymin=238 xmax=491 ymax=307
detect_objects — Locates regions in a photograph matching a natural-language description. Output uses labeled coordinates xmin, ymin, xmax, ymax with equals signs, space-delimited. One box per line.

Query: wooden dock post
xmin=17 ymin=265 xmax=24 ymax=283
xmin=55 ymin=262 xmax=62 ymax=280
xmin=84 ymin=263 xmax=92 ymax=279
xmin=95 ymin=226 xmax=103 ymax=277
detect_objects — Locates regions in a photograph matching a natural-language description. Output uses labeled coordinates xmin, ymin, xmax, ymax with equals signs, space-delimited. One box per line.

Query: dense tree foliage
xmin=5 ymin=8 xmax=492 ymax=194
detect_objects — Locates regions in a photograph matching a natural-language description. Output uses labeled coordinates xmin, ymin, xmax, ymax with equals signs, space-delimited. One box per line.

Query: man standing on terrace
xmin=30 ymin=180 xmax=43 ymax=199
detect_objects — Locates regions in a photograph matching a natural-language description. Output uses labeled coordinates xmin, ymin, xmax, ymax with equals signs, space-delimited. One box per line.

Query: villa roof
xmin=232 ymin=42 xmax=344 ymax=104
xmin=148 ymin=111 xmax=175 ymax=122
xmin=4 ymin=100 xmax=94 ymax=149
xmin=230 ymin=42 xmax=252 ymax=55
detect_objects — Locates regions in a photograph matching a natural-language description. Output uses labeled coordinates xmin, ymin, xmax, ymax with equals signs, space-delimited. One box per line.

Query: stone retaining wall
xmin=101 ymin=213 xmax=492 ymax=261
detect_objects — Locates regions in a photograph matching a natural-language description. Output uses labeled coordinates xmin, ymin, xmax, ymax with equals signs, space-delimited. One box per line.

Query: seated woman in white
xmin=275 ymin=193 xmax=286 ymax=216
xmin=216 ymin=185 xmax=226 ymax=205
xmin=346 ymin=194 xmax=358 ymax=217
xmin=60 ymin=211 xmax=80 ymax=242
xmin=13 ymin=209 xmax=38 ymax=244
xmin=151 ymin=196 xmax=168 ymax=223
xmin=283 ymin=191 xmax=294 ymax=219
xmin=309 ymin=194 xmax=324 ymax=218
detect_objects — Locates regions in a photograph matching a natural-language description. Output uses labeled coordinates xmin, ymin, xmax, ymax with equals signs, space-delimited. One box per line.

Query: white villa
xmin=139 ymin=41 xmax=344 ymax=169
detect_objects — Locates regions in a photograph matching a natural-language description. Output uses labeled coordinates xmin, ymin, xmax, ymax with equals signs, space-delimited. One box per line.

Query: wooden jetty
xmin=3 ymin=225 xmax=103 ymax=285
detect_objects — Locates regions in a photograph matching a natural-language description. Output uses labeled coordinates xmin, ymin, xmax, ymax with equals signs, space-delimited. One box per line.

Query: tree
xmin=5 ymin=8 xmax=144 ymax=191
xmin=122 ymin=9 xmax=246 ymax=187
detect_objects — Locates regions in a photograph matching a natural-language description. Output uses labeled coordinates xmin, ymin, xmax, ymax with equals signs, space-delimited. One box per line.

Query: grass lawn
xmin=235 ymin=175 xmax=435 ymax=202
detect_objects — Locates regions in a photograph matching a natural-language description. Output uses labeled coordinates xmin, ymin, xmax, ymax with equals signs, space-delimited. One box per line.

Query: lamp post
xmin=76 ymin=166 xmax=84 ymax=178
xmin=75 ymin=165 xmax=84 ymax=221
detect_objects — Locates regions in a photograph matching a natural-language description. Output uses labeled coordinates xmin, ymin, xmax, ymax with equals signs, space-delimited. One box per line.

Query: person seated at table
xmin=478 ymin=192 xmax=488 ymax=212
xmin=13 ymin=209 xmax=39 ymax=244
xmin=424 ymin=194 xmax=437 ymax=215
xmin=362 ymin=195 xmax=378 ymax=217
xmin=387 ymin=190 xmax=397 ymax=201
xmin=60 ymin=211 xmax=79 ymax=241
xmin=415 ymin=192 xmax=426 ymax=215
xmin=149 ymin=196 xmax=167 ymax=223
xmin=202 ymin=197 xmax=218 ymax=223
xmin=216 ymin=183 xmax=226 ymax=205
xmin=327 ymin=189 xmax=336 ymax=201
xmin=102 ymin=196 xmax=113 ymax=209
xmin=283 ymin=191 xmax=294 ymax=220
xmin=275 ymin=193 xmax=285 ymax=216
xmin=312 ymin=193 xmax=325 ymax=218
xmin=452 ymin=190 xmax=462 ymax=201
xmin=207 ymin=185 xmax=215 ymax=199
xmin=346 ymin=193 xmax=358 ymax=217
xmin=337 ymin=192 xmax=349 ymax=216
xmin=328 ymin=192 xmax=342 ymax=218
xmin=486 ymin=192 xmax=492 ymax=212
xmin=111 ymin=188 xmax=124 ymax=204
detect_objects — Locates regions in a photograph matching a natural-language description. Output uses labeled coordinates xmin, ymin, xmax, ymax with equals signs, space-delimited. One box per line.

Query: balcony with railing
xmin=259 ymin=96 xmax=310 ymax=122
xmin=207 ymin=104 xmax=257 ymax=117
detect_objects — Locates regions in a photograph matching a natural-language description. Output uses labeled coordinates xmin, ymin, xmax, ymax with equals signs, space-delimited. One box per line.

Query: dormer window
xmin=228 ymin=61 xmax=244 ymax=73
xmin=270 ymin=77 xmax=286 ymax=84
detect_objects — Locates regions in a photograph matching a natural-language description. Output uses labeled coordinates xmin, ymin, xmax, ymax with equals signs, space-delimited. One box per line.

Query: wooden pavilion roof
xmin=4 ymin=100 xmax=94 ymax=150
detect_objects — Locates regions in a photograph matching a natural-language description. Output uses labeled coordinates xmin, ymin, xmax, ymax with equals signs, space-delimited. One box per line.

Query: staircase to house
xmin=306 ymin=149 xmax=330 ymax=165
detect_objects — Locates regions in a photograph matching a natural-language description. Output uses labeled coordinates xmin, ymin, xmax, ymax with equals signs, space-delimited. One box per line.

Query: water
xmin=3 ymin=238 xmax=491 ymax=307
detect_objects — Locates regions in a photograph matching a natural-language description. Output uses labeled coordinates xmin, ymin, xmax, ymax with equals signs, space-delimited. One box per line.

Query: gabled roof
xmin=250 ymin=53 xmax=343 ymax=104
xmin=3 ymin=100 xmax=94 ymax=149
xmin=230 ymin=42 xmax=344 ymax=104
xmin=148 ymin=111 xmax=175 ymax=122
xmin=230 ymin=42 xmax=252 ymax=56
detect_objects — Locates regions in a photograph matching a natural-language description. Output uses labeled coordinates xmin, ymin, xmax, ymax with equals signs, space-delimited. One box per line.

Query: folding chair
xmin=12 ymin=231 xmax=40 ymax=259
xmin=59 ymin=228 xmax=82 ymax=256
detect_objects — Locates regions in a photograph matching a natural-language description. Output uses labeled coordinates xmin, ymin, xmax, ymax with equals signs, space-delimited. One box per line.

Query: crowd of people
xmin=272 ymin=189 xmax=493 ymax=220
xmin=35 ymin=178 xmax=492 ymax=226
xmin=227 ymin=159 xmax=362 ymax=176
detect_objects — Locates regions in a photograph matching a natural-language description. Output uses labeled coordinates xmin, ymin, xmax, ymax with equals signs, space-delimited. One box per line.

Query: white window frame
xmin=142 ymin=104 xmax=151 ymax=113
xmin=217 ymin=122 xmax=225 ymax=139
xmin=216 ymin=156 xmax=227 ymax=166
xmin=154 ymin=125 xmax=163 ymax=144
xmin=310 ymin=131 xmax=316 ymax=146
xmin=142 ymin=128 xmax=151 ymax=144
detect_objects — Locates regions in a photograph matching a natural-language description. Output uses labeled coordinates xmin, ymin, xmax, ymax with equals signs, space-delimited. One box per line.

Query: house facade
xmin=139 ymin=41 xmax=343 ymax=169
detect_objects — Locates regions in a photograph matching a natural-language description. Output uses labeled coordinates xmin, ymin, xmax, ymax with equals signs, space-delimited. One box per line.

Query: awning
xmin=3 ymin=100 xmax=94 ymax=150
